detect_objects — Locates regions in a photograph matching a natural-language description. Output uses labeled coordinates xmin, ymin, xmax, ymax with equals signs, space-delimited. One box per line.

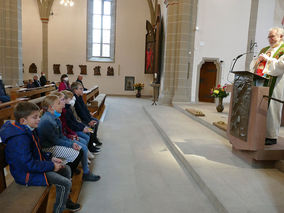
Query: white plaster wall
xmin=274 ymin=0 xmax=284 ymax=27
xmin=191 ymin=0 xmax=252 ymax=102
xmin=22 ymin=0 xmax=42 ymax=79
xmin=22 ymin=0 xmax=154 ymax=96
xmin=255 ymin=0 xmax=275 ymax=51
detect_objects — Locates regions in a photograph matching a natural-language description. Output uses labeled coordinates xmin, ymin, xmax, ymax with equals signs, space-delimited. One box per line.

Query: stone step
xmin=144 ymin=105 xmax=284 ymax=213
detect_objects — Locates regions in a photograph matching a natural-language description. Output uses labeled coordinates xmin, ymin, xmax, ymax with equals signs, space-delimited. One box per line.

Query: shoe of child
xmin=83 ymin=173 xmax=101 ymax=182
xmin=65 ymin=199 xmax=81 ymax=212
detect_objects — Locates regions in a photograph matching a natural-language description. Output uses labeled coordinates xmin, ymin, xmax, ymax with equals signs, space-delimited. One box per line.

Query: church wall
xmin=22 ymin=0 xmax=155 ymax=96
xmin=255 ymin=0 xmax=276 ymax=51
xmin=273 ymin=0 xmax=284 ymax=27
xmin=191 ymin=0 xmax=252 ymax=102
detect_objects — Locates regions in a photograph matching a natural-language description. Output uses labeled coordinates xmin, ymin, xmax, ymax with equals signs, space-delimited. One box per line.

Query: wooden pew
xmin=10 ymin=84 xmax=56 ymax=101
xmin=82 ymin=86 xmax=99 ymax=104
xmin=0 ymin=143 xmax=50 ymax=213
xmin=0 ymin=98 xmax=27 ymax=127
xmin=89 ymin=94 xmax=107 ymax=119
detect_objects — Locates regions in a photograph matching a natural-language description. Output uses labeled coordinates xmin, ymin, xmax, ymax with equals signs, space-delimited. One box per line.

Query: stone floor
xmin=78 ymin=97 xmax=216 ymax=213
xmin=78 ymin=97 xmax=284 ymax=213
xmin=144 ymin=102 xmax=284 ymax=213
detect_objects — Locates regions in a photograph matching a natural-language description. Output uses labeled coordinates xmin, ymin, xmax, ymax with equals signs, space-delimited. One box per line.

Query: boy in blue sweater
xmin=0 ymin=102 xmax=81 ymax=213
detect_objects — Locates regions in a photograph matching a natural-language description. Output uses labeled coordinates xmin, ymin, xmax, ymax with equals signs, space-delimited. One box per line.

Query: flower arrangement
xmin=134 ymin=83 xmax=144 ymax=90
xmin=210 ymin=84 xmax=229 ymax=98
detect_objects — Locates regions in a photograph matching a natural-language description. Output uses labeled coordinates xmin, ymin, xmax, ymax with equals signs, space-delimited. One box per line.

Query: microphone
xmin=230 ymin=51 xmax=256 ymax=73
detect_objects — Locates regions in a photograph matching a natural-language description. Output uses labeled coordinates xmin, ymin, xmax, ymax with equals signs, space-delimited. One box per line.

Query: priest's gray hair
xmin=269 ymin=27 xmax=284 ymax=39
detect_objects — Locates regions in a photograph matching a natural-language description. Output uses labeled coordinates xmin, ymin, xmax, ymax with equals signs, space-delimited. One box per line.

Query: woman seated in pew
xmin=0 ymin=102 xmax=81 ymax=212
xmin=61 ymin=90 xmax=100 ymax=154
xmin=58 ymin=74 xmax=71 ymax=91
xmin=38 ymin=94 xmax=100 ymax=182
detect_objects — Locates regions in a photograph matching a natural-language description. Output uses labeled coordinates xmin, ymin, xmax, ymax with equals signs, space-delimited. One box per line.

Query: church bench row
xmin=0 ymin=144 xmax=85 ymax=213
xmin=0 ymin=98 xmax=28 ymax=127
xmin=0 ymin=143 xmax=50 ymax=213
xmin=88 ymin=93 xmax=107 ymax=118
xmin=82 ymin=86 xmax=99 ymax=104
xmin=0 ymin=85 xmax=56 ymax=127
xmin=10 ymin=84 xmax=56 ymax=100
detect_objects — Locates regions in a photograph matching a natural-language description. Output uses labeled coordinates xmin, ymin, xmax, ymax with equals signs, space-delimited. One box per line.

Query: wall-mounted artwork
xmin=53 ymin=64 xmax=60 ymax=74
xmin=66 ymin=64 xmax=74 ymax=75
xmin=145 ymin=20 xmax=155 ymax=74
xmin=94 ymin=66 xmax=101 ymax=75
xmin=144 ymin=4 xmax=162 ymax=84
xmin=107 ymin=66 xmax=114 ymax=76
xmin=125 ymin=76 xmax=135 ymax=91
xmin=79 ymin=65 xmax=87 ymax=75
xmin=29 ymin=63 xmax=37 ymax=73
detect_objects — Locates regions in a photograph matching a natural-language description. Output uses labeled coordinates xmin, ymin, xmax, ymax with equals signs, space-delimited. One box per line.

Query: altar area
xmin=144 ymin=100 xmax=284 ymax=212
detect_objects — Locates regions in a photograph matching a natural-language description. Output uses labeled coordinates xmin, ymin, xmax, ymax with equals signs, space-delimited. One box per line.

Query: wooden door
xmin=198 ymin=62 xmax=217 ymax=103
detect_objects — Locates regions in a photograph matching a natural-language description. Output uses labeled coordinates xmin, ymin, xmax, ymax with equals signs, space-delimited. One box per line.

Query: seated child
xmin=0 ymin=102 xmax=81 ymax=212
xmin=71 ymin=82 xmax=102 ymax=146
xmin=61 ymin=90 xmax=100 ymax=154
xmin=38 ymin=94 xmax=100 ymax=182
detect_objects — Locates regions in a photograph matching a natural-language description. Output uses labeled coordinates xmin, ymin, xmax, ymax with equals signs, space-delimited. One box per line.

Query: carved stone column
xmin=37 ymin=0 xmax=54 ymax=79
xmin=0 ymin=0 xmax=23 ymax=86
xmin=159 ymin=0 xmax=198 ymax=104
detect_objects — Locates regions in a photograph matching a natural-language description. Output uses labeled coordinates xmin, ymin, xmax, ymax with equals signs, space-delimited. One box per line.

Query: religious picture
xmin=145 ymin=20 xmax=155 ymax=74
xmin=124 ymin=76 xmax=135 ymax=91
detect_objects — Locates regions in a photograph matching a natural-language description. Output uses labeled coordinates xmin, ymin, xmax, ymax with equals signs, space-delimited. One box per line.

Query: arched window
xmin=87 ymin=0 xmax=116 ymax=62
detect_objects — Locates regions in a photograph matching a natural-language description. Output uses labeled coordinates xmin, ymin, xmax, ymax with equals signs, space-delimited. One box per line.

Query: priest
xmin=250 ymin=27 xmax=284 ymax=145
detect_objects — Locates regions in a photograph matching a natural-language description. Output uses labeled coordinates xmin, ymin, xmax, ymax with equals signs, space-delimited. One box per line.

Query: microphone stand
xmin=230 ymin=51 xmax=257 ymax=73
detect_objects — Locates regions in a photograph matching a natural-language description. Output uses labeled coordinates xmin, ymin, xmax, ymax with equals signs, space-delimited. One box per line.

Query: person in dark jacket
xmin=61 ymin=90 xmax=100 ymax=153
xmin=0 ymin=102 xmax=81 ymax=212
xmin=76 ymin=75 xmax=87 ymax=91
xmin=27 ymin=79 xmax=34 ymax=88
xmin=0 ymin=75 xmax=10 ymax=103
xmin=71 ymin=81 xmax=102 ymax=146
xmin=40 ymin=72 xmax=47 ymax=86
xmin=32 ymin=74 xmax=41 ymax=87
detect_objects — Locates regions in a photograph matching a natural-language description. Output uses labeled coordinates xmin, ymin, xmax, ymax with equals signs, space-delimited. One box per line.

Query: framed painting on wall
xmin=124 ymin=76 xmax=135 ymax=91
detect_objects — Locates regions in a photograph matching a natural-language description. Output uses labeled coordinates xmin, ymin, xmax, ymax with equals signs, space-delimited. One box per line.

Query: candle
xmin=154 ymin=73 xmax=157 ymax=78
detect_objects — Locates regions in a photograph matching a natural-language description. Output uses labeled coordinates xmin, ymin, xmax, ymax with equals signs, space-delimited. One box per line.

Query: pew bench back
xmin=0 ymin=143 xmax=50 ymax=213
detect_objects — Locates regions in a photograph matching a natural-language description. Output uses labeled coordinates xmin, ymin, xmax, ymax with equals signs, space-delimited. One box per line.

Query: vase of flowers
xmin=134 ymin=83 xmax=144 ymax=98
xmin=210 ymin=84 xmax=229 ymax=112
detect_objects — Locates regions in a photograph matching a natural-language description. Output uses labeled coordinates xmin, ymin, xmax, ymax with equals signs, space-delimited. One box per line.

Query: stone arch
xmin=196 ymin=58 xmax=222 ymax=103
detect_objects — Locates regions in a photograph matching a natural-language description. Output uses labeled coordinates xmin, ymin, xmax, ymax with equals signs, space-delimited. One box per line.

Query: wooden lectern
xmin=227 ymin=71 xmax=284 ymax=163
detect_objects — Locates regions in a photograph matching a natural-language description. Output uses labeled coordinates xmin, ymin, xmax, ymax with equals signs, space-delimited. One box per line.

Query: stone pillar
xmin=0 ymin=0 xmax=22 ymax=86
xmin=245 ymin=0 xmax=259 ymax=70
xmin=159 ymin=0 xmax=198 ymax=104
xmin=37 ymin=0 xmax=54 ymax=79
